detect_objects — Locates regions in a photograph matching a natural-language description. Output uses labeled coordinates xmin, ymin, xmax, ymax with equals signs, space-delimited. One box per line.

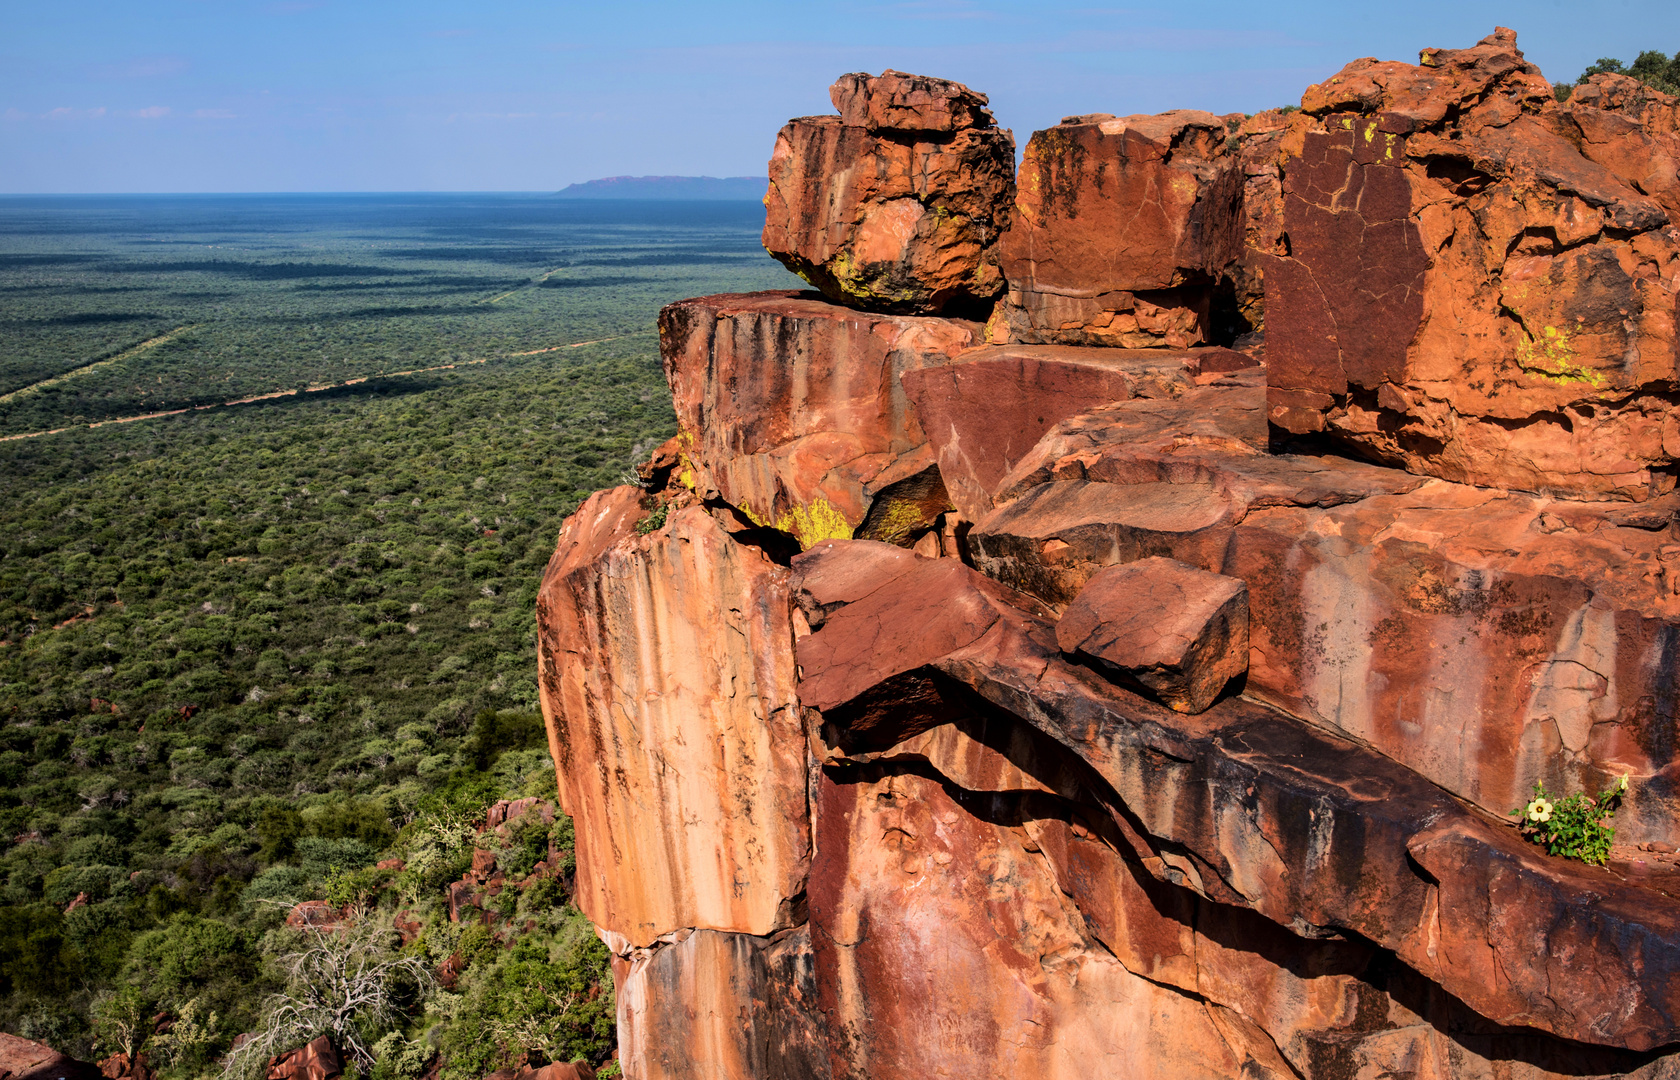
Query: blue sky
xmin=3 ymin=0 xmax=1678 ymax=193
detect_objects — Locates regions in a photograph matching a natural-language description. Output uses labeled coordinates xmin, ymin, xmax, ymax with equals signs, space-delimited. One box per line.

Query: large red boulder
xmin=997 ymin=110 xmax=1244 ymax=347
xmin=763 ymin=70 xmax=1015 ymax=315
xmin=0 ymin=1035 xmax=100 ymax=1080
xmin=1056 ymin=556 xmax=1249 ymax=713
xmin=660 ymin=291 xmax=979 ymax=549
xmin=265 ymin=1037 xmax=340 ymax=1080
xmin=1264 ymin=28 xmax=1680 ymax=500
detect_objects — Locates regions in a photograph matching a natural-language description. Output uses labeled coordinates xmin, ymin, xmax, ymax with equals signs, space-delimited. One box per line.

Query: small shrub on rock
xmin=1511 ymin=777 xmax=1626 ymax=865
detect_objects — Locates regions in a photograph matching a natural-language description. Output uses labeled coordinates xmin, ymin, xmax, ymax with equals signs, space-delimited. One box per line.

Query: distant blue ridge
xmin=555 ymin=175 xmax=769 ymax=201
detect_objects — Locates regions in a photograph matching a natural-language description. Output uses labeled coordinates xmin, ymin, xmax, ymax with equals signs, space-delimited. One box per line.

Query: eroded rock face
xmin=1230 ymin=482 xmax=1680 ymax=846
xmin=791 ymin=540 xmax=1680 ymax=1051
xmin=1559 ymin=74 xmax=1680 ymax=228
xmin=807 ymin=767 xmax=1294 ymax=1079
xmin=533 ymin=487 xmax=808 ymax=947
xmin=998 ymin=110 xmax=1244 ymax=347
xmin=541 ymin=38 xmax=1680 ymax=1080
xmin=614 ymin=928 xmax=824 ymax=1080
xmin=660 ymin=290 xmax=978 ymax=549
xmin=1264 ymin=28 xmax=1680 ymax=500
xmin=763 ymin=71 xmax=1014 ymax=314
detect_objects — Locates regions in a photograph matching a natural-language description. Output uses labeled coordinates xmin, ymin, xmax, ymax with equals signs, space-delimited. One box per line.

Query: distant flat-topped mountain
xmin=555 ymin=175 xmax=769 ymax=200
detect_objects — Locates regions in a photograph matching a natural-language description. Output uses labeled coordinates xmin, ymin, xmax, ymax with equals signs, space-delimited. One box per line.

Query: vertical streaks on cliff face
xmin=807 ymin=768 xmax=1286 ymax=1079
xmin=535 ymin=488 xmax=809 ymax=947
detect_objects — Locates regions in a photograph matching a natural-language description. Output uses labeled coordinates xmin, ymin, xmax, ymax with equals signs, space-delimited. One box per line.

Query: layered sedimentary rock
xmin=898 ymin=342 xmax=1254 ymax=521
xmin=536 ymin=41 xmax=1680 ymax=1080
xmin=998 ymin=110 xmax=1244 ymax=347
xmin=659 ymin=290 xmax=977 ymax=548
xmin=763 ymin=70 xmax=1014 ymax=314
xmin=1264 ymin=28 xmax=1680 ymax=500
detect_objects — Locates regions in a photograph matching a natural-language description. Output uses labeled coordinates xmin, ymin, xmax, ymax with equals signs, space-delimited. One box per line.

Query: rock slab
xmin=660 ymin=290 xmax=977 ymax=549
xmin=999 ymin=110 xmax=1244 ymax=347
xmin=534 ymin=488 xmax=809 ymax=947
xmin=1057 ymin=556 xmax=1249 ymax=713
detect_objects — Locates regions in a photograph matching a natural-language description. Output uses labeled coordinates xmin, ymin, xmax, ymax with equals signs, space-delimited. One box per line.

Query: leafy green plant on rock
xmin=1511 ymin=776 xmax=1627 ymax=865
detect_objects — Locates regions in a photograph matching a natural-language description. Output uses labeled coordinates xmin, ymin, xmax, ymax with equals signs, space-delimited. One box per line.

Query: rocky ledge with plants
xmin=536 ymin=30 xmax=1680 ymax=1080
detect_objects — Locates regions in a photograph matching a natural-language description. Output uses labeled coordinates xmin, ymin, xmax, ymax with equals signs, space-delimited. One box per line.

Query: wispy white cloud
xmin=33 ymin=106 xmax=109 ymax=120
xmin=132 ymin=105 xmax=171 ymax=119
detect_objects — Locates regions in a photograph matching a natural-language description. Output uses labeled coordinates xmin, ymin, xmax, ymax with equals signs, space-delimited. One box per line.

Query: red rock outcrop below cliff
xmin=536 ymin=34 xmax=1680 ymax=1080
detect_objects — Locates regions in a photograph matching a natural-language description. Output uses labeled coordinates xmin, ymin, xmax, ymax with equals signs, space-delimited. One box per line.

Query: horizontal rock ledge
xmin=793 ymin=540 xmax=1680 ymax=1050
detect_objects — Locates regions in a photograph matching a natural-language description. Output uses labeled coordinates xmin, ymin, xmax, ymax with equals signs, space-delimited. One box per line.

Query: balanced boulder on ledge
xmin=763 ymin=70 xmax=1015 ymax=315
xmin=998 ymin=110 xmax=1244 ymax=347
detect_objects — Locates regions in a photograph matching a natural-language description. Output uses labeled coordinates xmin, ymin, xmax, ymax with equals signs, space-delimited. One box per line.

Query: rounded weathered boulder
xmin=762 ymin=70 xmax=1015 ymax=315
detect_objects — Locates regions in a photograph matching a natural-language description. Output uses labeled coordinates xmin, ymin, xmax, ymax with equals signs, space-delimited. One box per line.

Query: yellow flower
xmin=1527 ymin=798 xmax=1554 ymax=823
xmin=1619 ymin=774 xmax=1630 ymax=793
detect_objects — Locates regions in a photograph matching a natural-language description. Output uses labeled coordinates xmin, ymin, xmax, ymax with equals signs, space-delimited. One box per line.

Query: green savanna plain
xmin=0 ymin=193 xmax=803 ymax=1075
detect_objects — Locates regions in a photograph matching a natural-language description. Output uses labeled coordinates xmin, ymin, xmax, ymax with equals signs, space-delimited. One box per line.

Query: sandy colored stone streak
xmin=534 ymin=486 xmax=809 ymax=947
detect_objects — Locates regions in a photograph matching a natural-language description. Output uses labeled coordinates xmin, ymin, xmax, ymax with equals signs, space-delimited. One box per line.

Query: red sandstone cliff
xmin=537 ymin=32 xmax=1680 ymax=1079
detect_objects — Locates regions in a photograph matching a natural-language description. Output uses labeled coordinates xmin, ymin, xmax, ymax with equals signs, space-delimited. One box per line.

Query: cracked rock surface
xmin=536 ymin=37 xmax=1680 ymax=1080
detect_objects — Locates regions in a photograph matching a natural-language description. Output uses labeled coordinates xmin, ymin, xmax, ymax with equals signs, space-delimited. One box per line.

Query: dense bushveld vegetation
xmin=0 ymin=194 xmax=802 ymax=1076
xmin=1556 ymin=48 xmax=1680 ymax=98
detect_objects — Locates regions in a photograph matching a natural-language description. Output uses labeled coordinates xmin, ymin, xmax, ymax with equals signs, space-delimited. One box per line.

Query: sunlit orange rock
xmin=1265 ymin=28 xmax=1680 ymax=499
xmin=763 ymin=71 xmax=1014 ymax=315
xmin=534 ymin=487 xmax=808 ymax=947
xmin=660 ymin=291 xmax=978 ymax=548
xmin=998 ymin=110 xmax=1244 ymax=347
